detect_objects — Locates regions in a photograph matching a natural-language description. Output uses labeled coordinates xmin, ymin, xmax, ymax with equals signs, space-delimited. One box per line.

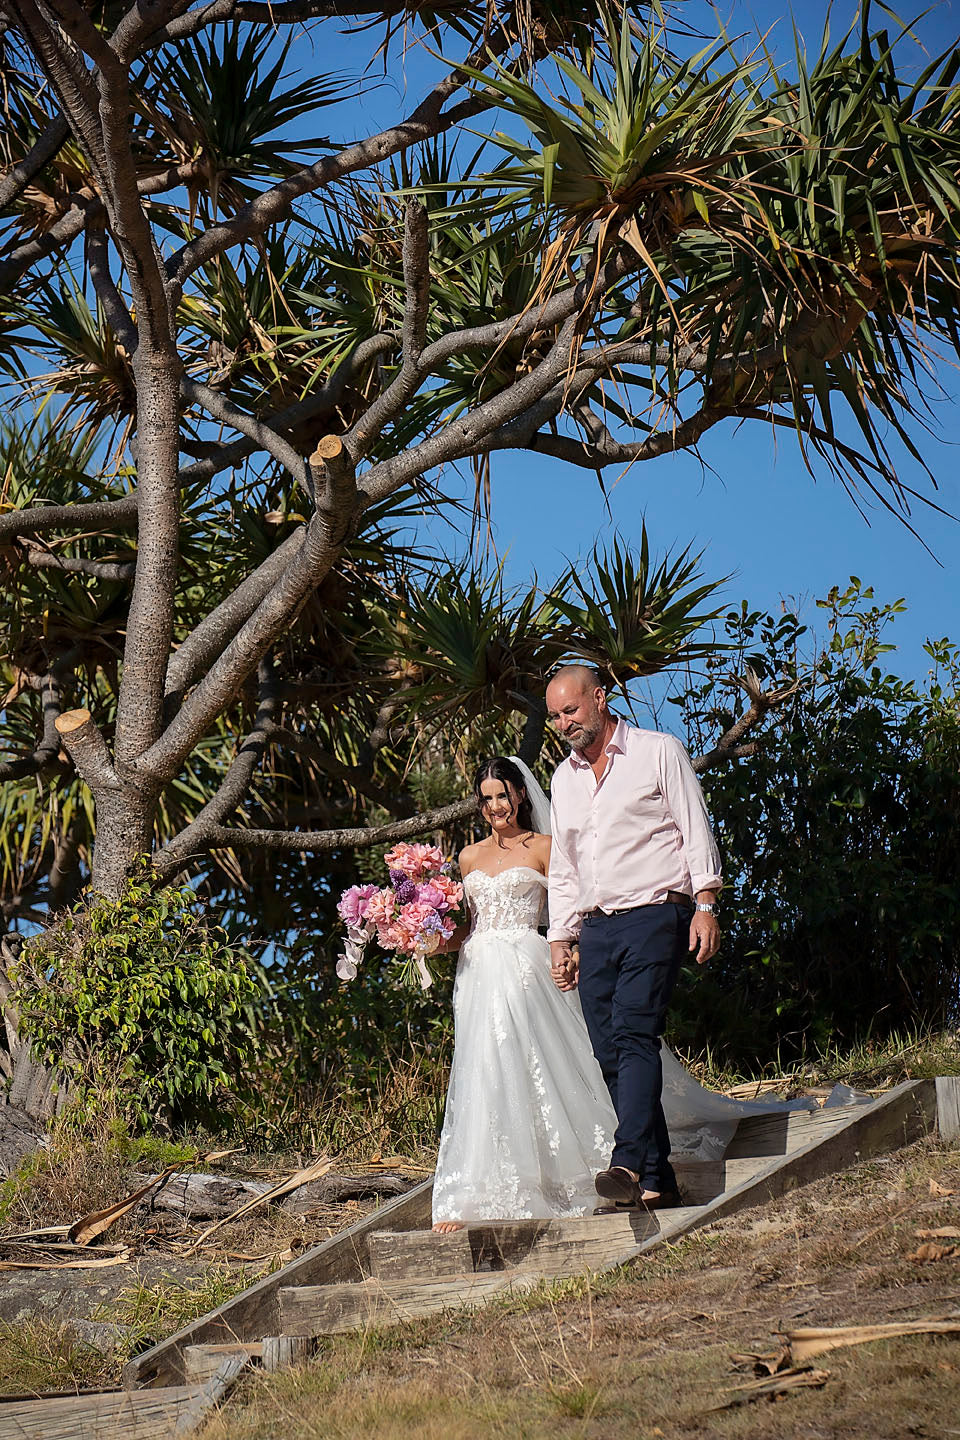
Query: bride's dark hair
xmin=473 ymin=756 xmax=534 ymax=832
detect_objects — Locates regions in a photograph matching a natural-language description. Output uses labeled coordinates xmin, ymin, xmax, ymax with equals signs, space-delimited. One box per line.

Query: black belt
xmin=581 ymin=890 xmax=693 ymax=919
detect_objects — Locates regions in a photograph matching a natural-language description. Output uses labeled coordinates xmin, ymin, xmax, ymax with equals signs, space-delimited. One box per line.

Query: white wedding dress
xmin=431 ymin=864 xmax=817 ymax=1226
xmin=432 ymin=865 xmax=617 ymax=1223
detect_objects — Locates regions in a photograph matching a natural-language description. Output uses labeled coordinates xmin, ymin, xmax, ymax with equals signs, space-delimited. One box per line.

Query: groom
xmin=546 ymin=665 xmax=722 ymax=1210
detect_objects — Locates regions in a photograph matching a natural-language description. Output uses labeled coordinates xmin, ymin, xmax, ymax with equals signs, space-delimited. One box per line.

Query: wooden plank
xmin=724 ymin=1104 xmax=851 ymax=1160
xmin=369 ymin=1211 xmax=659 ymax=1281
xmin=645 ymin=1080 xmax=936 ymax=1250
xmin=935 ymin=1076 xmax=960 ymax=1142
xmin=261 ymin=1336 xmax=312 ymax=1373
xmin=368 ymin=1227 xmax=473 ymax=1280
xmin=122 ymin=1178 xmax=433 ymax=1389
xmin=670 ymin=1158 xmax=724 ymax=1205
xmin=182 ymin=1343 xmax=261 ymax=1386
xmin=123 ymin=1081 xmax=939 ymax=1392
xmin=0 ymin=1356 xmax=244 ymax=1439
xmin=279 ymin=1271 xmax=536 ymax=1337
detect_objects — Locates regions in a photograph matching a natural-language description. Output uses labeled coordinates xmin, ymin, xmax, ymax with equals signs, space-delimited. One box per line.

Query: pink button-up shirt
xmin=547 ymin=717 xmax=722 ymax=942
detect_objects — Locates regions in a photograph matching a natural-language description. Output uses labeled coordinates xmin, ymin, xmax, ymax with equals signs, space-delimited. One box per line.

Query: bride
xmin=431 ymin=755 xmax=813 ymax=1233
xmin=432 ymin=755 xmax=617 ymax=1232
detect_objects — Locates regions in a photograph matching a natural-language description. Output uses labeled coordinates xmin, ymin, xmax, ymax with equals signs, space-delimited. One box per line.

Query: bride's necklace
xmin=489 ymin=830 xmax=533 ymax=869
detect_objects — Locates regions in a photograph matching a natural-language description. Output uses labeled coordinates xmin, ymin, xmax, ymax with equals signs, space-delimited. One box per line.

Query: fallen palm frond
xmin=708 ymin=1366 xmax=831 ymax=1411
xmin=188 ymin=1155 xmax=334 ymax=1252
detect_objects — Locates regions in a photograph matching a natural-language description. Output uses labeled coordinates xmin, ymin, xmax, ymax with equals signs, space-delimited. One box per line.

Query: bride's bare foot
xmin=432 ymin=1220 xmax=465 ymax=1233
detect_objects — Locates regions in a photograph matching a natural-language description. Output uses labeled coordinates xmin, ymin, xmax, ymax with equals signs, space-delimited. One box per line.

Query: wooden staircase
xmin=3 ymin=1076 xmax=956 ymax=1439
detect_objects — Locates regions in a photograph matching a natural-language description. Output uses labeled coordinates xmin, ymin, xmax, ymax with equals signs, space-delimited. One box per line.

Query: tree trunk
xmin=0 ymin=937 xmax=71 ymax=1123
xmin=89 ymin=787 xmax=157 ymax=897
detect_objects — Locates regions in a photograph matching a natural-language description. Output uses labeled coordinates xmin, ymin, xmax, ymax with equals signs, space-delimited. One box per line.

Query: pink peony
xmin=383 ymin=842 xmax=445 ymax=880
xmin=415 ymin=880 xmax=446 ymax=911
xmin=337 ymin=883 xmax=379 ymax=928
xmin=377 ymin=921 xmax=407 ymax=951
xmin=398 ymin=900 xmax=435 ymax=935
xmin=365 ymin=887 xmax=397 ymax=927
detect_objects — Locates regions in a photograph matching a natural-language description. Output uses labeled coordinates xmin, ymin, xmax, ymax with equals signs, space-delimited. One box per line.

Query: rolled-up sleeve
xmin=547 ymin=787 xmax=582 ymax=942
xmin=658 ymin=735 xmax=722 ymax=895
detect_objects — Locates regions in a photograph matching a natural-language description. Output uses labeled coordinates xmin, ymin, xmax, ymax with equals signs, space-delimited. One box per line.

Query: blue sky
xmin=312 ymin=1 xmax=960 ymax=682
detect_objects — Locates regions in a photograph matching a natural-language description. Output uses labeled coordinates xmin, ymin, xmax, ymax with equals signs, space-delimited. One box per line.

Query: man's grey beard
xmin=563 ymin=716 xmax=604 ymax=753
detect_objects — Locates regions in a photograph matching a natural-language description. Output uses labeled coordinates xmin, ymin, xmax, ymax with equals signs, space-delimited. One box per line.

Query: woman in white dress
xmin=432 ymin=756 xmax=617 ymax=1232
xmin=430 ymin=757 xmax=818 ymax=1233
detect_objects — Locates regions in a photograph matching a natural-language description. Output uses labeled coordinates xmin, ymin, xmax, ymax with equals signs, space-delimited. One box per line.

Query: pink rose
xmin=431 ymin=875 xmax=463 ymax=910
xmin=337 ymin=883 xmax=379 ymax=928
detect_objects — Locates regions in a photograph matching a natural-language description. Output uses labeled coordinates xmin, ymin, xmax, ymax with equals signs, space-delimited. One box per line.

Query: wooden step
xmin=726 ymin=1103 xmax=853 ymax=1160
xmin=0 ymin=1353 xmax=245 ymax=1439
xmin=671 ymin=1157 xmax=725 ymax=1204
xmin=122 ymin=1080 xmax=940 ymax=1393
xmin=181 ymin=1336 xmax=312 ymax=1384
xmin=368 ymin=1210 xmax=660 ymax=1280
xmin=279 ymin=1271 xmax=539 ymax=1336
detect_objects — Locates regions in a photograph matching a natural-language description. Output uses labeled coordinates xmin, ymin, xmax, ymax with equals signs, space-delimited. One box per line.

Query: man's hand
xmin=688 ymin=910 xmax=720 ymax=965
xmin=550 ymin=940 xmax=579 ymax=991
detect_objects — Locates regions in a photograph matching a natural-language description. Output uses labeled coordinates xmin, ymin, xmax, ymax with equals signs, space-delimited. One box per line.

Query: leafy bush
xmin=11 ymin=869 xmax=262 ymax=1125
xmin=671 ymin=581 xmax=960 ymax=1066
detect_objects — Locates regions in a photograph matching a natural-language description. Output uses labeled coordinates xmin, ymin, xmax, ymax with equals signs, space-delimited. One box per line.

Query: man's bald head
xmin=548 ymin=664 xmax=605 ymax=695
xmin=545 ymin=665 xmax=610 ymax=755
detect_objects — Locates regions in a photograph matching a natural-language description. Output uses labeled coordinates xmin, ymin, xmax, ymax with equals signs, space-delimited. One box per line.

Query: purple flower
xmin=389 ymin=868 xmax=408 ymax=889
xmin=419 ymin=911 xmax=444 ymax=934
xmin=394 ymin=877 xmax=417 ymax=905
xmin=337 ymin=884 xmax=378 ymax=929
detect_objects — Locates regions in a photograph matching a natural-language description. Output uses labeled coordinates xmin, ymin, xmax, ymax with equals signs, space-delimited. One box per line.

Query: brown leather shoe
xmin=594 ymin=1166 xmax=640 ymax=1205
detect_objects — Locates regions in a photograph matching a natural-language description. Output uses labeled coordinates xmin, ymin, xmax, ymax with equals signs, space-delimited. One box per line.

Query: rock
xmin=0 ymin=1102 xmax=44 ymax=1178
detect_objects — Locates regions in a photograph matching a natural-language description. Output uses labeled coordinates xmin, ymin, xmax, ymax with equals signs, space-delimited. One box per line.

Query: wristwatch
xmin=695 ymin=901 xmax=717 ymax=914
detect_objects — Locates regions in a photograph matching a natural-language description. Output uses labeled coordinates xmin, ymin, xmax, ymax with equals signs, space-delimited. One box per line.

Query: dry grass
xmin=198 ymin=1132 xmax=960 ymax=1440
xmin=677 ymin=1027 xmax=960 ymax=1096
xmin=0 ymin=1320 xmax=115 ymax=1398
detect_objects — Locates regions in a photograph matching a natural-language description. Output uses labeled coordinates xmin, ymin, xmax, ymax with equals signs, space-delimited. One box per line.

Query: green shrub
xmin=11 ymin=868 xmax=262 ymax=1125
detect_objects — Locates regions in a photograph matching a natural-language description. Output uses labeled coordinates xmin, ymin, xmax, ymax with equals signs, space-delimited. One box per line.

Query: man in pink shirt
xmin=546 ymin=664 xmax=722 ymax=1210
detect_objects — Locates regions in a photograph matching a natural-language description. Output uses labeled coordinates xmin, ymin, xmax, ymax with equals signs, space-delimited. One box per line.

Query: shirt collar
xmin=568 ymin=714 xmax=626 ymax=769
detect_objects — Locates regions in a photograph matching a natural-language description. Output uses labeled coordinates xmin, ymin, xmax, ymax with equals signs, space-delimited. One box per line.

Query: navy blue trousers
xmin=577 ymin=902 xmax=689 ymax=1190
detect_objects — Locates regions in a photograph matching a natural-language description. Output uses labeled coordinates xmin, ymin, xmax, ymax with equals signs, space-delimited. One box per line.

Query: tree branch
xmin=346 ymin=200 xmax=430 ymax=460
xmin=17 ymin=540 xmax=136 ymax=580
xmin=359 ymin=313 xmax=581 ymax=504
xmin=154 ymin=659 xmax=279 ymax=871
xmin=0 ymin=671 xmax=64 ymax=781
xmin=174 ymin=796 xmax=477 ymax=859
xmin=167 ymin=86 xmax=493 ymax=290
xmin=137 ymin=504 xmax=352 ymax=783
xmin=0 ymin=113 xmax=70 ymax=211
xmin=0 ymin=495 xmax=138 ymax=541
xmin=691 ymin=671 xmax=800 ymax=775
xmin=53 ymin=708 xmax=119 ymax=791
xmin=522 ymin=400 xmax=734 ymax=468
xmin=182 ymin=378 xmax=313 ymax=497
xmin=163 ymin=527 xmax=305 ymax=706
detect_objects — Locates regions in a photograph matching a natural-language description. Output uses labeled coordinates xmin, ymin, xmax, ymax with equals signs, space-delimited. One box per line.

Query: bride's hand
xmin=550 ymin=941 xmax=578 ymax=991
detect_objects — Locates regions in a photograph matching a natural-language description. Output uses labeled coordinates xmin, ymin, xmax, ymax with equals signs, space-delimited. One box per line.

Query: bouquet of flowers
xmin=335 ymin=842 xmax=463 ymax=991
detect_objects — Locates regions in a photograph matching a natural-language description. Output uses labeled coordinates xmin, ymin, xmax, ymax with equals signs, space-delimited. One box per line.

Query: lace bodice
xmin=463 ymin=866 xmax=547 ymax=939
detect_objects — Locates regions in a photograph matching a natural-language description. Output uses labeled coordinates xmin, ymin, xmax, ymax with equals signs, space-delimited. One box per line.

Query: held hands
xmin=688 ymin=909 xmax=721 ymax=965
xmin=550 ymin=940 xmax=579 ymax=992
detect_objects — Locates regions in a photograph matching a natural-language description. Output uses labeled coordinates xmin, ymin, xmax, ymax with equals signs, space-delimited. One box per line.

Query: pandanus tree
xmin=0 ymin=0 xmax=959 ymax=924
